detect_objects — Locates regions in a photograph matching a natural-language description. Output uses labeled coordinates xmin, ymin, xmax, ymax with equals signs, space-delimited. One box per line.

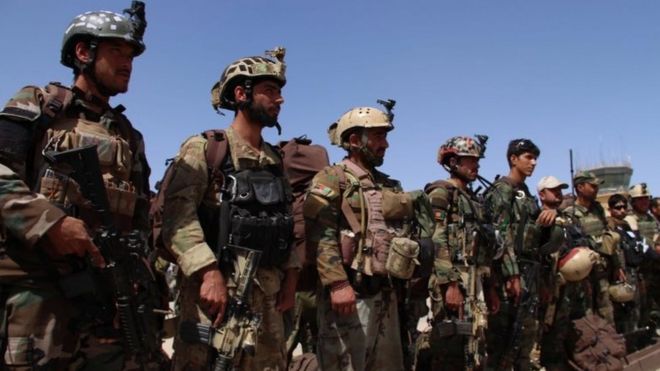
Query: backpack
xmin=277 ymin=136 xmax=330 ymax=291
xmin=568 ymin=314 xmax=626 ymax=371
xmin=149 ymin=129 xmax=228 ymax=262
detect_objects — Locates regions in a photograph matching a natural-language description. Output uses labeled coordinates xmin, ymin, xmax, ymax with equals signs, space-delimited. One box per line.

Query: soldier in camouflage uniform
xmin=304 ymin=104 xmax=423 ymax=371
xmin=483 ymin=139 xmax=557 ymax=370
xmin=563 ymin=171 xmax=625 ymax=326
xmin=536 ymin=176 xmax=594 ymax=370
xmin=162 ymin=48 xmax=299 ymax=371
xmin=607 ymin=194 xmax=645 ymax=335
xmin=0 ymin=4 xmax=153 ymax=370
xmin=424 ymin=136 xmax=493 ymax=370
xmin=624 ymin=184 xmax=660 ymax=326
xmin=651 ymin=197 xmax=660 ymax=224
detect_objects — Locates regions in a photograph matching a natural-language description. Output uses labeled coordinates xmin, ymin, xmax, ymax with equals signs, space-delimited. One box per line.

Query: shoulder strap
xmin=201 ymin=129 xmax=229 ymax=186
xmin=42 ymin=83 xmax=74 ymax=120
xmin=331 ymin=164 xmax=362 ymax=235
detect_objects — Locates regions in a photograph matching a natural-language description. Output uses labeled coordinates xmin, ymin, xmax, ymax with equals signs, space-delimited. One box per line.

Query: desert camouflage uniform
xmin=0 ymin=84 xmax=151 ymax=369
xmin=424 ymin=179 xmax=492 ymax=370
xmin=483 ymin=177 xmax=541 ymax=371
xmin=563 ymin=202 xmax=621 ymax=326
xmin=304 ymin=161 xmax=406 ymax=371
xmin=163 ymin=126 xmax=299 ymax=371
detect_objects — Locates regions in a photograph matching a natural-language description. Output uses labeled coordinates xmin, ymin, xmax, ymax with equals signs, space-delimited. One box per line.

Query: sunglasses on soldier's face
xmin=613 ymin=204 xmax=627 ymax=210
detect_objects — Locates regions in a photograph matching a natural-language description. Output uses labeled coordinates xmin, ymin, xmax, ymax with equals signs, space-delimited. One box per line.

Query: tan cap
xmin=573 ymin=171 xmax=604 ymax=186
xmin=537 ymin=176 xmax=569 ymax=192
xmin=629 ymin=183 xmax=651 ymax=199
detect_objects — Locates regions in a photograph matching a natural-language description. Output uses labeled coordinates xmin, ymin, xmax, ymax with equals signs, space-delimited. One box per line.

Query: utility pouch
xmin=386 ymin=237 xmax=420 ymax=279
xmin=382 ymin=189 xmax=414 ymax=221
xmin=434 ymin=319 xmax=473 ymax=338
xmin=340 ymin=230 xmax=357 ymax=265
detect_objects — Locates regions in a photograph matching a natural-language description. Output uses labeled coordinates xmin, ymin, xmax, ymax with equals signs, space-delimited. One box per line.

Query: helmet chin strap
xmin=241 ymin=79 xmax=282 ymax=135
xmin=77 ymin=39 xmax=115 ymax=99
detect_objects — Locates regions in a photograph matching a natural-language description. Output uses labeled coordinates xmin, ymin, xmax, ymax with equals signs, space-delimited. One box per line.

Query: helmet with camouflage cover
xmin=608 ymin=282 xmax=635 ymax=303
xmin=327 ymin=107 xmax=393 ymax=149
xmin=558 ymin=247 xmax=597 ymax=283
xmin=61 ymin=2 xmax=147 ymax=69
xmin=629 ymin=183 xmax=651 ymax=199
xmin=211 ymin=47 xmax=287 ymax=111
xmin=437 ymin=136 xmax=483 ymax=166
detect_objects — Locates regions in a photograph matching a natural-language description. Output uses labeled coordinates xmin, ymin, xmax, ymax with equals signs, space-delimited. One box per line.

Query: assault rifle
xmin=179 ymin=246 xmax=262 ymax=371
xmin=463 ymin=228 xmax=488 ymax=370
xmin=44 ymin=145 xmax=166 ymax=369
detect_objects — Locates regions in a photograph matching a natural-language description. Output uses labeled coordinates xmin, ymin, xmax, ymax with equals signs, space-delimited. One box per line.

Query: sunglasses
xmin=612 ymin=204 xmax=627 ymax=210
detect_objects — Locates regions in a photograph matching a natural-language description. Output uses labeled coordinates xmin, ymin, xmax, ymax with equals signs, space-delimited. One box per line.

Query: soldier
xmin=651 ymin=197 xmax=660 ymax=224
xmin=564 ymin=171 xmax=625 ymax=326
xmin=537 ymin=176 xmax=594 ymax=370
xmin=162 ymin=48 xmax=299 ymax=370
xmin=483 ymin=139 xmax=556 ymax=370
xmin=424 ymin=136 xmax=493 ymax=370
xmin=625 ymin=184 xmax=660 ymax=326
xmin=304 ymin=104 xmax=424 ymax=370
xmin=0 ymin=3 xmax=155 ymax=369
xmin=607 ymin=194 xmax=643 ymax=335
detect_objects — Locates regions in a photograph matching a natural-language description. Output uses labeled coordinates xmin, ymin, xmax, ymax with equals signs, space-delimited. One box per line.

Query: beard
xmin=245 ymin=101 xmax=279 ymax=128
xmin=359 ymin=146 xmax=384 ymax=167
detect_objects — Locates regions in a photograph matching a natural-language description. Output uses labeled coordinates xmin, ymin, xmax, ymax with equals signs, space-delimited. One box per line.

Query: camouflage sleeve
xmin=130 ymin=129 xmax=151 ymax=233
xmin=428 ymin=187 xmax=462 ymax=285
xmin=161 ymin=136 xmax=217 ymax=277
xmin=485 ymin=182 xmax=519 ymax=277
xmin=0 ymin=163 xmax=66 ymax=247
xmin=303 ymin=167 xmax=346 ymax=287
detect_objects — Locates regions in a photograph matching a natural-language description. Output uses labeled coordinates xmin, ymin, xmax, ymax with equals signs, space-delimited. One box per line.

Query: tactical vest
xmin=197 ymin=131 xmax=294 ymax=268
xmin=635 ymin=213 xmax=658 ymax=246
xmin=424 ymin=180 xmax=492 ymax=266
xmin=572 ymin=204 xmax=607 ymax=246
xmin=337 ymin=159 xmax=416 ymax=278
xmin=489 ymin=177 xmax=540 ymax=258
xmin=34 ymin=90 xmax=140 ymax=231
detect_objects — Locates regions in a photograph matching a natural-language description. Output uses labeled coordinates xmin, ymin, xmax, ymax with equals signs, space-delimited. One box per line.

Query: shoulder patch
xmin=0 ymin=86 xmax=43 ymax=122
xmin=309 ymin=183 xmax=338 ymax=200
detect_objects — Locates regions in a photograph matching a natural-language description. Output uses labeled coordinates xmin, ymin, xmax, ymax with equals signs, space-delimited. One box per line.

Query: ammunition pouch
xmin=433 ymin=319 xmax=473 ymax=338
xmin=381 ymin=189 xmax=414 ymax=221
xmin=223 ymin=169 xmax=293 ymax=267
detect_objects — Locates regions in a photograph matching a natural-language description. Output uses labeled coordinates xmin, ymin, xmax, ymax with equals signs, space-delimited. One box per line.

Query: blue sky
xmin=2 ymin=1 xmax=659 ymax=196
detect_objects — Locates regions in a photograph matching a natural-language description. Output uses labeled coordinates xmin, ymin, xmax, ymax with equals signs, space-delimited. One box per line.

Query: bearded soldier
xmin=536 ymin=176 xmax=595 ymax=370
xmin=162 ymin=48 xmax=299 ymax=370
xmin=564 ymin=171 xmax=625 ymax=326
xmin=424 ymin=136 xmax=494 ymax=370
xmin=304 ymin=103 xmax=430 ymax=370
xmin=0 ymin=3 xmax=157 ymax=369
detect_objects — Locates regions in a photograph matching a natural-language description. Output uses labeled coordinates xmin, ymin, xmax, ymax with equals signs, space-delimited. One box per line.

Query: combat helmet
xmin=61 ymin=1 xmax=147 ymax=69
xmin=437 ymin=136 xmax=483 ymax=166
xmin=211 ymin=47 xmax=286 ymax=111
xmin=558 ymin=247 xmax=597 ymax=283
xmin=608 ymin=282 xmax=635 ymax=303
xmin=629 ymin=183 xmax=651 ymax=199
xmin=328 ymin=103 xmax=394 ymax=149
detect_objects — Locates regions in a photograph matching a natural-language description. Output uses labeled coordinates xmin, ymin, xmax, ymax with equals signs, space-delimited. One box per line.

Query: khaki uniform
xmin=425 ymin=179 xmax=492 ymax=370
xmin=163 ymin=127 xmax=299 ymax=371
xmin=0 ymin=84 xmax=152 ymax=369
xmin=304 ymin=160 xmax=412 ymax=371
xmin=564 ymin=203 xmax=621 ymax=325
